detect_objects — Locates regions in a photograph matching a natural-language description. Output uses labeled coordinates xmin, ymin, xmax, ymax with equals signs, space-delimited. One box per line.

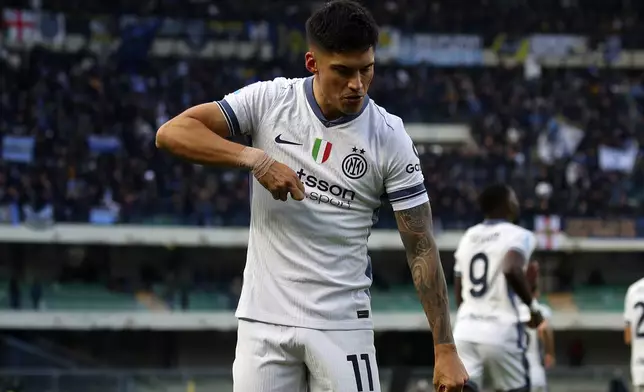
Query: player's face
xmin=305 ymin=47 xmax=375 ymax=117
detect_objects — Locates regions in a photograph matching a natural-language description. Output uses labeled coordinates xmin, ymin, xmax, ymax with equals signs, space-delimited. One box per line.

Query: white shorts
xmin=456 ymin=340 xmax=530 ymax=392
xmin=528 ymin=362 xmax=546 ymax=390
xmin=634 ymin=365 xmax=644 ymax=387
xmin=233 ymin=318 xmax=381 ymax=392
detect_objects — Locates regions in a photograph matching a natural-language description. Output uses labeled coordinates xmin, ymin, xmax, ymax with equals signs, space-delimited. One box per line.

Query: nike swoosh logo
xmin=274 ymin=134 xmax=302 ymax=146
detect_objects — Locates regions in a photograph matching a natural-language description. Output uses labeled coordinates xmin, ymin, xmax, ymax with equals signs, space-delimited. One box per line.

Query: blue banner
xmin=398 ymin=34 xmax=483 ymax=66
xmin=529 ymin=34 xmax=587 ymax=57
xmin=87 ymin=135 xmax=121 ymax=153
xmin=90 ymin=207 xmax=119 ymax=225
xmin=270 ymin=26 xmax=484 ymax=65
xmin=2 ymin=136 xmax=35 ymax=163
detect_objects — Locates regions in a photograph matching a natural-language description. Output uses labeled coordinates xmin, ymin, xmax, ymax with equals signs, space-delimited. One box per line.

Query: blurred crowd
xmin=1 ymin=0 xmax=644 ymax=229
xmin=4 ymin=0 xmax=644 ymax=47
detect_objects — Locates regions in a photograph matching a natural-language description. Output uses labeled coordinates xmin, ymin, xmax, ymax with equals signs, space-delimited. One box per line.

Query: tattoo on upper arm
xmin=395 ymin=202 xmax=454 ymax=345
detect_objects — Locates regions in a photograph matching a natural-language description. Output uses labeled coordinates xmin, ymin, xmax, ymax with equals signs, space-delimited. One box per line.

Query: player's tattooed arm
xmin=395 ymin=201 xmax=454 ymax=346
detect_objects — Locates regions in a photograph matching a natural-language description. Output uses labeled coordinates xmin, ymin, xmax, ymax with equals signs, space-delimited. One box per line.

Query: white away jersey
xmin=453 ymin=221 xmax=537 ymax=348
xmin=216 ymin=77 xmax=428 ymax=330
xmin=525 ymin=302 xmax=552 ymax=387
xmin=625 ymin=277 xmax=644 ymax=385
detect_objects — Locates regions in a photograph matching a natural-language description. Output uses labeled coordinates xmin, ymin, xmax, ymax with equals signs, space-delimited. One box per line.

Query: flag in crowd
xmin=598 ymin=140 xmax=640 ymax=173
xmin=2 ymin=9 xmax=37 ymax=44
xmin=2 ymin=9 xmax=65 ymax=45
xmin=534 ymin=215 xmax=563 ymax=250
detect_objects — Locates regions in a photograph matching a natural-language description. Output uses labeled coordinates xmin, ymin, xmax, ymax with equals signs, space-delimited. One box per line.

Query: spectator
xmin=29 ymin=279 xmax=42 ymax=310
xmin=568 ymin=339 xmax=585 ymax=367
xmin=8 ymin=276 xmax=20 ymax=311
xmin=607 ymin=369 xmax=629 ymax=392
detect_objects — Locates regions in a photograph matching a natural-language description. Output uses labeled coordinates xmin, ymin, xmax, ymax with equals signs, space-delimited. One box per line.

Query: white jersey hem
xmin=235 ymin=310 xmax=374 ymax=331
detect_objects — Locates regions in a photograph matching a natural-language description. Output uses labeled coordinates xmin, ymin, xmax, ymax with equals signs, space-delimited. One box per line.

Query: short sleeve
xmin=215 ymin=78 xmax=288 ymax=137
xmin=508 ymin=230 xmax=537 ymax=262
xmin=383 ymin=121 xmax=428 ymax=211
xmin=453 ymin=236 xmax=467 ymax=277
xmin=540 ymin=304 xmax=553 ymax=321
xmin=453 ymin=256 xmax=462 ymax=277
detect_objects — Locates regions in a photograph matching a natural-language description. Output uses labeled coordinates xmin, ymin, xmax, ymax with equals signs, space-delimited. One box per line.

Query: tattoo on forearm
xmin=395 ymin=202 xmax=454 ymax=345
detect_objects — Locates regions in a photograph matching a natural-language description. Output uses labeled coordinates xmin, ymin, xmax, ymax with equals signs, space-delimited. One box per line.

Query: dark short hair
xmin=478 ymin=184 xmax=511 ymax=216
xmin=305 ymin=0 xmax=379 ymax=53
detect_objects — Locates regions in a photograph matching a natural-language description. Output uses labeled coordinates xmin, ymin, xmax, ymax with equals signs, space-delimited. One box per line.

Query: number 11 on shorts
xmin=347 ymin=353 xmax=374 ymax=391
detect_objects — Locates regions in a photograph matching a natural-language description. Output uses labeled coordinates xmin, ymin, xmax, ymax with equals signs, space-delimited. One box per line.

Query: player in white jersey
xmin=522 ymin=264 xmax=555 ymax=392
xmin=452 ymin=184 xmax=543 ymax=392
xmin=624 ymin=277 xmax=644 ymax=392
xmin=155 ymin=1 xmax=468 ymax=391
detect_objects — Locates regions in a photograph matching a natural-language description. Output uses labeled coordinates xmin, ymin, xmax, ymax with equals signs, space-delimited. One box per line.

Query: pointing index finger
xmin=289 ymin=184 xmax=305 ymax=201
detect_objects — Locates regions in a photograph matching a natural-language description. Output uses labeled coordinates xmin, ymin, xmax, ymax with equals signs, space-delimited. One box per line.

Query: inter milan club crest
xmin=342 ymin=147 xmax=368 ymax=179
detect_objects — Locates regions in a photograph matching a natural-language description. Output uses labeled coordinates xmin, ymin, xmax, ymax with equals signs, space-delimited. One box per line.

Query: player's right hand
xmin=526 ymin=309 xmax=544 ymax=329
xmin=544 ymin=353 xmax=556 ymax=368
xmin=257 ymin=161 xmax=306 ymax=201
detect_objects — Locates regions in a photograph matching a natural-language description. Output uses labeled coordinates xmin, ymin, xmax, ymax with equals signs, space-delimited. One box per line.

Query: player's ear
xmin=305 ymin=52 xmax=318 ymax=74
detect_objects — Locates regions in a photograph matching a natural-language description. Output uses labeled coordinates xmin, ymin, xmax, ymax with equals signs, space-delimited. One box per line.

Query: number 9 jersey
xmin=452 ymin=220 xmax=537 ymax=349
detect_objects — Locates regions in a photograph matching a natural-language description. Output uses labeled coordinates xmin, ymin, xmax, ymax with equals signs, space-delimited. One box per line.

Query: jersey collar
xmin=482 ymin=219 xmax=508 ymax=225
xmin=304 ymin=76 xmax=370 ymax=128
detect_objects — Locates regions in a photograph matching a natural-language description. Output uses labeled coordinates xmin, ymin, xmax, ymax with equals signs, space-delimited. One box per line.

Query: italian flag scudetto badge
xmin=312 ymin=138 xmax=332 ymax=164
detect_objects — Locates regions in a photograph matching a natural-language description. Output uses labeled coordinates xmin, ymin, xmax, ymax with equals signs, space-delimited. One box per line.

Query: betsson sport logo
xmin=296 ymin=169 xmax=355 ymax=210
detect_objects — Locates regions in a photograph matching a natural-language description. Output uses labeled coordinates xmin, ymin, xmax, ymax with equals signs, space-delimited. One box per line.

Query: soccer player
xmin=452 ymin=184 xmax=543 ymax=392
xmin=155 ymin=1 xmax=468 ymax=391
xmin=624 ymin=276 xmax=644 ymax=392
xmin=524 ymin=262 xmax=555 ymax=392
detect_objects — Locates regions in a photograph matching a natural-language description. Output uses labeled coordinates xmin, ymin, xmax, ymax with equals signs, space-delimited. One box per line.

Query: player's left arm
xmin=540 ymin=324 xmax=556 ymax=367
xmin=625 ymin=290 xmax=632 ymax=345
xmin=538 ymin=306 xmax=556 ymax=367
xmin=385 ymin=121 xmax=468 ymax=390
xmin=395 ymin=202 xmax=453 ymax=345
xmin=382 ymin=122 xmax=452 ymax=345
xmin=395 ymin=202 xmax=469 ymax=391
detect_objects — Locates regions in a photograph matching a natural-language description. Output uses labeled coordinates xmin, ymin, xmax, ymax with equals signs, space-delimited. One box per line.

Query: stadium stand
xmin=2 ymin=52 xmax=644 ymax=227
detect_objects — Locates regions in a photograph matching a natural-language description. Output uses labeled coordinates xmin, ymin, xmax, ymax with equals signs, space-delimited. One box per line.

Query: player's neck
xmin=483 ymin=217 xmax=508 ymax=224
xmin=312 ymin=76 xmax=343 ymax=121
